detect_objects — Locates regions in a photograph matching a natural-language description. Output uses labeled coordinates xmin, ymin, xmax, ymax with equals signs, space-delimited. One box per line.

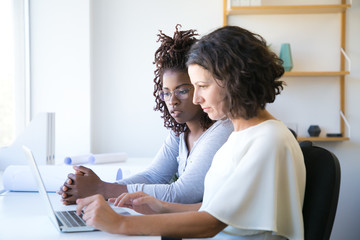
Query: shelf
xmin=297 ymin=136 xmax=350 ymax=142
xmin=224 ymin=0 xmax=351 ymax=143
xmin=227 ymin=4 xmax=351 ymax=15
xmin=283 ymin=71 xmax=350 ymax=77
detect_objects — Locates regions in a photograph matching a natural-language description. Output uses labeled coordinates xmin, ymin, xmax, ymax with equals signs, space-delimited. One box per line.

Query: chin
xmin=173 ymin=118 xmax=185 ymax=124
xmin=208 ymin=113 xmax=226 ymax=121
xmin=207 ymin=115 xmax=219 ymax=121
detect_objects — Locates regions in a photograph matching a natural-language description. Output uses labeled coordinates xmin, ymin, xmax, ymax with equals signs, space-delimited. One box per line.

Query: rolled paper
xmin=88 ymin=152 xmax=127 ymax=164
xmin=64 ymin=153 xmax=127 ymax=165
xmin=64 ymin=154 xmax=92 ymax=165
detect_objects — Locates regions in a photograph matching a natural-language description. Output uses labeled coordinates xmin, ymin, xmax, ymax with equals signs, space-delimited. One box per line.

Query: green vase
xmin=280 ymin=43 xmax=293 ymax=72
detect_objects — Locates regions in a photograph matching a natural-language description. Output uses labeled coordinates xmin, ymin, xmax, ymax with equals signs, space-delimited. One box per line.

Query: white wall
xmin=30 ymin=0 xmax=91 ymax=160
xmin=90 ymin=0 xmax=223 ymax=156
xmin=29 ymin=0 xmax=360 ymax=238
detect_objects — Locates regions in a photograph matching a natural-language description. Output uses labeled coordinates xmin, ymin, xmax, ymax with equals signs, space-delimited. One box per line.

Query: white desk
xmin=0 ymin=158 xmax=160 ymax=240
xmin=0 ymin=191 xmax=160 ymax=239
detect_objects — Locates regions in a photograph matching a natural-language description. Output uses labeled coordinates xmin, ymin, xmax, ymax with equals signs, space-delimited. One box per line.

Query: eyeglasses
xmin=159 ymin=86 xmax=194 ymax=101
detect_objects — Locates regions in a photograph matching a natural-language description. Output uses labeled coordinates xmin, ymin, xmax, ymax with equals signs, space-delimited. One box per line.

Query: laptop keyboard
xmin=56 ymin=210 xmax=87 ymax=227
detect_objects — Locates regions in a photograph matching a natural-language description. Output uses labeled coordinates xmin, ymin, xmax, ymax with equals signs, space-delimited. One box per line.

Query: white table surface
xmin=0 ymin=158 xmax=160 ymax=240
xmin=0 ymin=191 xmax=160 ymax=240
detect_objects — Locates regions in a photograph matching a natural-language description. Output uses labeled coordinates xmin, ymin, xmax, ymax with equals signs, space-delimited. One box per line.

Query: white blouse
xmin=199 ymin=120 xmax=306 ymax=240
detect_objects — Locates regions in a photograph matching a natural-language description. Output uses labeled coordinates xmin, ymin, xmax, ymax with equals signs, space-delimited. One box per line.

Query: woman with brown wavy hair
xmin=58 ymin=25 xmax=232 ymax=205
xmin=76 ymin=25 xmax=305 ymax=240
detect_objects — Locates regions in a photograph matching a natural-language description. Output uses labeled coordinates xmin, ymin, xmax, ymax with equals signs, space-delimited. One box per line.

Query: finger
xmin=62 ymin=193 xmax=77 ymax=204
xmin=109 ymin=198 xmax=134 ymax=209
xmin=76 ymin=198 xmax=87 ymax=215
xmin=62 ymin=199 xmax=76 ymax=205
xmin=76 ymin=194 xmax=104 ymax=215
xmin=75 ymin=170 xmax=84 ymax=176
xmin=63 ymin=179 xmax=73 ymax=188
xmin=63 ymin=183 xmax=71 ymax=189
xmin=73 ymin=165 xmax=93 ymax=175
xmin=115 ymin=192 xmax=147 ymax=207
xmin=62 ymin=191 xmax=76 ymax=200
xmin=57 ymin=189 xmax=63 ymax=195
xmin=62 ymin=185 xmax=68 ymax=192
xmin=132 ymin=196 xmax=153 ymax=206
xmin=62 ymin=180 xmax=71 ymax=189
xmin=67 ymin=173 xmax=76 ymax=181
xmin=113 ymin=192 xmax=131 ymax=207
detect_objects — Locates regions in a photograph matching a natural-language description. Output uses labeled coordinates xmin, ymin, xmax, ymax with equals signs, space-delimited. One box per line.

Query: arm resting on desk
xmin=109 ymin=191 xmax=201 ymax=214
xmin=76 ymin=194 xmax=226 ymax=238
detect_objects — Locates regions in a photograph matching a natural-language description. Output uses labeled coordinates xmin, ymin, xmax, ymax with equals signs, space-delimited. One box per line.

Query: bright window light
xmin=0 ymin=0 xmax=15 ymax=147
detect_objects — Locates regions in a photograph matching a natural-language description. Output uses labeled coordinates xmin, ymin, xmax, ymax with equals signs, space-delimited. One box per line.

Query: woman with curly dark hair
xmin=76 ymin=25 xmax=306 ymax=240
xmin=58 ymin=25 xmax=233 ymax=205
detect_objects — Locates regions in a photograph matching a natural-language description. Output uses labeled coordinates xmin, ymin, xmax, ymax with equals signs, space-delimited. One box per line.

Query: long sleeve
xmin=117 ymin=131 xmax=180 ymax=185
xmin=118 ymin=120 xmax=233 ymax=203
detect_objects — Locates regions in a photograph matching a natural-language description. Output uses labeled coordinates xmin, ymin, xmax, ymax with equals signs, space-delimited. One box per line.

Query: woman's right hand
xmin=109 ymin=191 xmax=166 ymax=215
xmin=57 ymin=166 xmax=104 ymax=205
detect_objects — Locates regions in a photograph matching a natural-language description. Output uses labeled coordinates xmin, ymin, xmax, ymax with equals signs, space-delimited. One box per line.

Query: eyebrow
xmin=163 ymin=83 xmax=193 ymax=90
xmin=193 ymin=81 xmax=209 ymax=86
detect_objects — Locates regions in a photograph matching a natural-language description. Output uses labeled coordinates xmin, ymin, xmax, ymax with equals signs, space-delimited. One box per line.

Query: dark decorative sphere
xmin=308 ymin=125 xmax=321 ymax=137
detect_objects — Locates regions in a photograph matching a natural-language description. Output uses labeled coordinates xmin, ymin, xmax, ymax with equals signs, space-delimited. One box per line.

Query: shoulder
xmin=214 ymin=119 xmax=234 ymax=131
xmin=205 ymin=119 xmax=234 ymax=137
xmin=247 ymin=120 xmax=294 ymax=144
xmin=164 ymin=130 xmax=181 ymax=145
xmin=231 ymin=120 xmax=301 ymax=159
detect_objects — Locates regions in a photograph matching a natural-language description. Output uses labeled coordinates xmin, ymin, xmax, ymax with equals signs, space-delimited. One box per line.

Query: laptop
xmin=22 ymin=145 xmax=97 ymax=232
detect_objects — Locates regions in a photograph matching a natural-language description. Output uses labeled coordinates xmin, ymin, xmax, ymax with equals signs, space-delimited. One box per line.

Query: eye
xmin=177 ymin=89 xmax=189 ymax=95
xmin=163 ymin=91 xmax=171 ymax=96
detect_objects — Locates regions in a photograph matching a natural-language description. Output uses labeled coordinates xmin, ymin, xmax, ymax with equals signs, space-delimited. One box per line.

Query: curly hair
xmin=153 ymin=24 xmax=213 ymax=135
xmin=187 ymin=25 xmax=285 ymax=120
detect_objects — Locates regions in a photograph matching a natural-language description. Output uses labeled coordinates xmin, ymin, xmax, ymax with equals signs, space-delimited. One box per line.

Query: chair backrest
xmin=300 ymin=142 xmax=341 ymax=240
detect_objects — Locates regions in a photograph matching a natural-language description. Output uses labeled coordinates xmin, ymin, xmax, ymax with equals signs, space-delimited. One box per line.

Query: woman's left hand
xmin=76 ymin=194 xmax=123 ymax=234
xmin=109 ymin=191 xmax=165 ymax=215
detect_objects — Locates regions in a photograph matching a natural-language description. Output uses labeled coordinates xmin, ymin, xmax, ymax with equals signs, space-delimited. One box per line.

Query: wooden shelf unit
xmin=223 ymin=0 xmax=351 ymax=142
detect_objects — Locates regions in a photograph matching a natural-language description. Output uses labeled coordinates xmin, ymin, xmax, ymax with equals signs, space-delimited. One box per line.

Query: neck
xmin=186 ymin=119 xmax=205 ymax=136
xmin=185 ymin=117 xmax=209 ymax=153
xmin=231 ymin=110 xmax=276 ymax=132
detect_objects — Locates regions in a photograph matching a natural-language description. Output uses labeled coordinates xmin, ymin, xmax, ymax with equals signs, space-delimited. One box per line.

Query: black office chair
xmin=300 ymin=141 xmax=341 ymax=240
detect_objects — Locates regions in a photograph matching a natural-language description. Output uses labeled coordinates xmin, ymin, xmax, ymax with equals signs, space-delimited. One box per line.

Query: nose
xmin=192 ymin=88 xmax=203 ymax=105
xmin=168 ymin=93 xmax=180 ymax=106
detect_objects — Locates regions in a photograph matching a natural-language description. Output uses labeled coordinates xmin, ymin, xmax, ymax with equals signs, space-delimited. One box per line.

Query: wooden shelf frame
xmin=223 ymin=0 xmax=351 ymax=142
xmin=226 ymin=4 xmax=351 ymax=16
xmin=283 ymin=71 xmax=350 ymax=77
xmin=297 ymin=136 xmax=350 ymax=142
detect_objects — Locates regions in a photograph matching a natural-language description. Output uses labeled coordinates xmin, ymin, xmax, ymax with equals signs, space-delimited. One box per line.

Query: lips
xmin=170 ymin=109 xmax=182 ymax=118
xmin=202 ymin=107 xmax=210 ymax=113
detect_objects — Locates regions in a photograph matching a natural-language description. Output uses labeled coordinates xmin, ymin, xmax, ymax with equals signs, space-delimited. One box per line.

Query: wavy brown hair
xmin=187 ymin=26 xmax=285 ymax=120
xmin=153 ymin=24 xmax=213 ymax=135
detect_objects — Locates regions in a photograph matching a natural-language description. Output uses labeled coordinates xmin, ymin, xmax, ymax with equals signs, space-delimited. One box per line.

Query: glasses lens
xmin=174 ymin=89 xmax=189 ymax=100
xmin=159 ymin=91 xmax=169 ymax=101
xmin=159 ymin=86 xmax=193 ymax=101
